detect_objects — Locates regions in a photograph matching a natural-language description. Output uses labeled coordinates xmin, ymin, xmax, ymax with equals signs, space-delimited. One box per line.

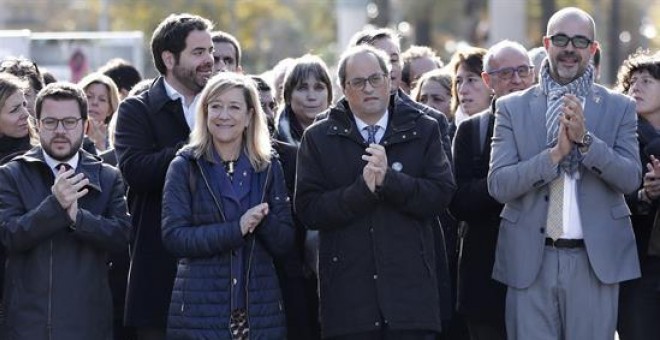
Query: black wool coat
xmin=114 ymin=77 xmax=190 ymax=328
xmin=295 ymin=96 xmax=456 ymax=338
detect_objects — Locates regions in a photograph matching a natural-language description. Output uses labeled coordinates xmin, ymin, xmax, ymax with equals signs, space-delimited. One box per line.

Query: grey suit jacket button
xmin=544 ymin=195 xmax=549 ymax=201
xmin=540 ymin=227 xmax=545 ymax=234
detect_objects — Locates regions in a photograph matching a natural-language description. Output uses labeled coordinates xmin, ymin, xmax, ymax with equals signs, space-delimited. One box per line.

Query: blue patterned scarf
xmin=540 ymin=58 xmax=594 ymax=176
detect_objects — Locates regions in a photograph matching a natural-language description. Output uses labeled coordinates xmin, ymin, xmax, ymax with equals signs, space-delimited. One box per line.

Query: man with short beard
xmin=113 ymin=13 xmax=214 ymax=340
xmin=0 ymin=82 xmax=130 ymax=340
xmin=488 ymin=7 xmax=640 ymax=339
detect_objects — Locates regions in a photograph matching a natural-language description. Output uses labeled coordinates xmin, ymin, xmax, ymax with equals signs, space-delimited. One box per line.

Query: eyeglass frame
xmin=487 ymin=65 xmax=535 ymax=80
xmin=548 ymin=34 xmax=594 ymax=49
xmin=39 ymin=117 xmax=83 ymax=131
xmin=345 ymin=72 xmax=388 ymax=90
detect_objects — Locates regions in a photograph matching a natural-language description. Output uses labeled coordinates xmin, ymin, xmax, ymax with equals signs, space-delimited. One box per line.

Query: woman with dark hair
xmin=273 ymin=54 xmax=333 ymax=340
xmin=162 ymin=73 xmax=294 ymax=339
xmin=450 ymin=47 xmax=491 ymax=128
xmin=615 ymin=50 xmax=660 ymax=340
xmin=275 ymin=54 xmax=333 ymax=146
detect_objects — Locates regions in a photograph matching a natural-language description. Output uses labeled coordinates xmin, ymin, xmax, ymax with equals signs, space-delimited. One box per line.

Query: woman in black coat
xmin=274 ymin=54 xmax=334 ymax=340
xmin=0 ymin=72 xmax=34 ymax=330
xmin=161 ymin=73 xmax=294 ymax=339
xmin=615 ymin=50 xmax=660 ymax=340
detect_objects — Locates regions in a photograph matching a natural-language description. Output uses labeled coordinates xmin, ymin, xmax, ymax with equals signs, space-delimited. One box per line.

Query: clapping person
xmin=161 ymin=73 xmax=294 ymax=339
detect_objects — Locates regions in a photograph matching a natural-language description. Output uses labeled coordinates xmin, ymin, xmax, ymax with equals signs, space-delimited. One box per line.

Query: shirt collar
xmin=163 ymin=79 xmax=200 ymax=108
xmin=43 ymin=149 xmax=79 ymax=174
xmin=354 ymin=109 xmax=389 ymax=133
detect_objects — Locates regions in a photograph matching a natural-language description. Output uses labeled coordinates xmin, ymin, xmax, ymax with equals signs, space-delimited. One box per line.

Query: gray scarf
xmin=540 ymin=58 xmax=594 ymax=175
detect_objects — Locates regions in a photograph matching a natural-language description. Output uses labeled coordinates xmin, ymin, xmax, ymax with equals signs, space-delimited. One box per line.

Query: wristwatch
xmin=577 ymin=131 xmax=593 ymax=148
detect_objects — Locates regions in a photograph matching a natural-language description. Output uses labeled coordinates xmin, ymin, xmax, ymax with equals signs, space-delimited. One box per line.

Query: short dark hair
xmin=283 ymin=54 xmax=333 ymax=106
xmin=35 ymin=82 xmax=88 ymax=121
xmin=98 ymin=58 xmax=142 ymax=92
xmin=212 ymin=30 xmax=242 ymax=66
xmin=0 ymin=57 xmax=44 ymax=93
xmin=616 ymin=49 xmax=660 ymax=94
xmin=150 ymin=13 xmax=213 ymax=75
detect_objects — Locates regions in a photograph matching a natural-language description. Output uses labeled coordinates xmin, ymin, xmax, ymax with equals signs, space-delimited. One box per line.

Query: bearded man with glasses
xmin=487 ymin=7 xmax=640 ymax=339
xmin=295 ymin=45 xmax=456 ymax=339
xmin=0 ymin=82 xmax=130 ymax=339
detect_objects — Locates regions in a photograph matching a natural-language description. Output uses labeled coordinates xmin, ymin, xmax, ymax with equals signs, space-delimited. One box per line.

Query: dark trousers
xmin=617 ymin=257 xmax=660 ymax=340
xmin=465 ymin=318 xmax=506 ymax=340
xmin=328 ymin=328 xmax=436 ymax=340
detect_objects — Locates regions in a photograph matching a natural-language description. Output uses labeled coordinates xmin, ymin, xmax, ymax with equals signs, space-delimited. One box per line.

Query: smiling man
xmin=487 ymin=7 xmax=640 ymax=339
xmin=295 ymin=45 xmax=455 ymax=339
xmin=0 ymin=82 xmax=130 ymax=340
xmin=113 ymin=13 xmax=214 ymax=340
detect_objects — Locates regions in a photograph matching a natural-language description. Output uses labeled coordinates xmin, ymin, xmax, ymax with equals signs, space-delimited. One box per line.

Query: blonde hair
xmin=188 ymin=73 xmax=272 ymax=171
xmin=78 ymin=72 xmax=120 ymax=124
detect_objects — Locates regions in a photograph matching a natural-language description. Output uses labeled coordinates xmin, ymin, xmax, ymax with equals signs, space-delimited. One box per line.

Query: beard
xmin=41 ymin=132 xmax=83 ymax=161
xmin=172 ymin=61 xmax=212 ymax=94
xmin=551 ymin=51 xmax=586 ymax=84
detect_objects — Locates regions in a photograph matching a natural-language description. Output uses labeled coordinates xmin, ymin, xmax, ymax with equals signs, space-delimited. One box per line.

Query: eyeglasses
xmin=346 ymin=73 xmax=387 ymax=90
xmin=40 ymin=117 xmax=82 ymax=131
xmin=549 ymin=34 xmax=593 ymax=49
xmin=488 ymin=65 xmax=534 ymax=80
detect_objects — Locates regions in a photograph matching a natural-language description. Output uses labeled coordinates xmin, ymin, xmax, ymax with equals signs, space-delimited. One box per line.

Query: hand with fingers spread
xmin=239 ymin=203 xmax=269 ymax=236
xmin=51 ymin=166 xmax=89 ymax=221
xmin=361 ymin=143 xmax=388 ymax=192
xmin=560 ymin=94 xmax=587 ymax=143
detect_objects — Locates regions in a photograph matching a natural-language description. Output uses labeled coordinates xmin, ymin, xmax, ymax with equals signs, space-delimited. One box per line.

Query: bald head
xmin=547 ymin=7 xmax=596 ymax=40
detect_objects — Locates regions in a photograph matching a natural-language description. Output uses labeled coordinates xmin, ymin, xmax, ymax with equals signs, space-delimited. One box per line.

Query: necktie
xmin=57 ymin=163 xmax=72 ymax=172
xmin=546 ymin=178 xmax=564 ymax=240
xmin=365 ymin=125 xmax=379 ymax=144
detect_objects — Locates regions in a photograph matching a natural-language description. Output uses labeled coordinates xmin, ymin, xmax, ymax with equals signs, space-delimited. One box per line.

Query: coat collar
xmin=325 ymin=92 xmax=423 ymax=145
xmin=17 ymin=147 xmax=103 ymax=193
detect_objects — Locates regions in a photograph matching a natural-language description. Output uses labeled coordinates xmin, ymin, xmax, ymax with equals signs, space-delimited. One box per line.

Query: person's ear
xmin=162 ymin=51 xmax=175 ymax=71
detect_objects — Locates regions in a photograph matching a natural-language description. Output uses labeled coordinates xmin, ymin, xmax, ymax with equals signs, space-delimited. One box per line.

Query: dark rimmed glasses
xmin=346 ymin=73 xmax=387 ymax=90
xmin=40 ymin=117 xmax=82 ymax=131
xmin=549 ymin=34 xmax=593 ymax=49
xmin=488 ymin=65 xmax=534 ymax=80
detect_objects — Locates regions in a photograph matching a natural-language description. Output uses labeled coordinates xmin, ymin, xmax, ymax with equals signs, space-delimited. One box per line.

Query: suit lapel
xmin=583 ymin=86 xmax=603 ymax=134
xmin=529 ymin=87 xmax=548 ymax=151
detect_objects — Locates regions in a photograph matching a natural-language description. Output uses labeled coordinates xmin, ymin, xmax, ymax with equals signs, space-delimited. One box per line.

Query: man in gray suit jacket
xmin=487 ymin=7 xmax=641 ymax=340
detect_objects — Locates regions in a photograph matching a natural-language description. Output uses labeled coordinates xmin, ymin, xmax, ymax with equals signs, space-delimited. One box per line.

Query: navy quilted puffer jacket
xmin=162 ymin=148 xmax=294 ymax=339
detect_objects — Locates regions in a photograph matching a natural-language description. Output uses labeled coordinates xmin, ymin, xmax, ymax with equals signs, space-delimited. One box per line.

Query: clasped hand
xmin=550 ymin=94 xmax=587 ymax=163
xmin=240 ymin=203 xmax=269 ymax=236
xmin=362 ymin=143 xmax=388 ymax=193
xmin=51 ymin=166 xmax=89 ymax=221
